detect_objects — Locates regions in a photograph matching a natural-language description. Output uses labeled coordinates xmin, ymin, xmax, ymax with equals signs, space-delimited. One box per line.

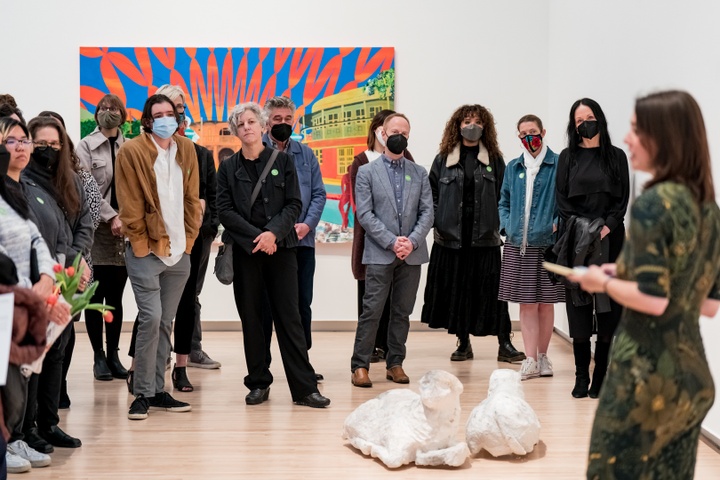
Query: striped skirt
xmin=499 ymin=244 xmax=565 ymax=304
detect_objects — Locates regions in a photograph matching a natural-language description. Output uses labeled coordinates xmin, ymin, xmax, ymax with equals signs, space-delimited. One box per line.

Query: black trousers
xmin=24 ymin=324 xmax=72 ymax=432
xmin=262 ymin=245 xmax=316 ymax=366
xmin=233 ymin=247 xmax=317 ymax=401
xmin=174 ymin=233 xmax=213 ymax=355
xmin=86 ymin=265 xmax=128 ymax=352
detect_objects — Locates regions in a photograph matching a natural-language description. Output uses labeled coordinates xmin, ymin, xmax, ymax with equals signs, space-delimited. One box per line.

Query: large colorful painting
xmin=79 ymin=47 xmax=395 ymax=242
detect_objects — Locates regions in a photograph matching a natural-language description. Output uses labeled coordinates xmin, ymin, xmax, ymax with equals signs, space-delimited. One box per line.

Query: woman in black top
xmin=556 ymin=98 xmax=629 ymax=399
xmin=216 ymin=102 xmax=329 ymax=409
xmin=421 ymin=104 xmax=525 ymax=363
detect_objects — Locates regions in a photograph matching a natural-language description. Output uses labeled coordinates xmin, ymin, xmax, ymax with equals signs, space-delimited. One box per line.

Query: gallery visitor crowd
xmin=0 ymin=86 xmax=718 ymax=479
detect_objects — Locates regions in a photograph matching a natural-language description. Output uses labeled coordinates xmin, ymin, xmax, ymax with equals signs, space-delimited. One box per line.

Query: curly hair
xmin=439 ymin=104 xmax=501 ymax=159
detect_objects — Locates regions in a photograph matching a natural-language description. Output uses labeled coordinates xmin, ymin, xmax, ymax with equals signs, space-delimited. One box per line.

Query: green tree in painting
xmin=364 ymin=68 xmax=395 ymax=101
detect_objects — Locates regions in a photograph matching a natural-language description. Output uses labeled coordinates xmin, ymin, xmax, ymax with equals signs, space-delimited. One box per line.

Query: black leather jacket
xmin=216 ymin=147 xmax=301 ymax=255
xmin=551 ymin=215 xmax=611 ymax=309
xmin=194 ymin=143 xmax=220 ymax=237
xmin=429 ymin=152 xmax=505 ymax=248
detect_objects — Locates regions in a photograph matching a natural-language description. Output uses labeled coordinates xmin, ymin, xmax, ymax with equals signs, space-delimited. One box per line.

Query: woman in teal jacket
xmin=498 ymin=114 xmax=564 ymax=381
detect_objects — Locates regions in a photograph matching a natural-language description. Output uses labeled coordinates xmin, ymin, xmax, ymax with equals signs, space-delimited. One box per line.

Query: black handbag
xmin=214 ymin=149 xmax=279 ymax=285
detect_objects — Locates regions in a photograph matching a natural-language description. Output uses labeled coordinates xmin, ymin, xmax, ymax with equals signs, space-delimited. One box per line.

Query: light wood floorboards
xmin=28 ymin=330 xmax=720 ymax=479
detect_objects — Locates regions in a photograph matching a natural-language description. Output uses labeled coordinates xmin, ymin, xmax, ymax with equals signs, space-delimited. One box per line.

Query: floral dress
xmin=587 ymin=182 xmax=720 ymax=479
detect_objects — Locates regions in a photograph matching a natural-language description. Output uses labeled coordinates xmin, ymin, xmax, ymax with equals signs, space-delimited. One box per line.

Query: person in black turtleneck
xmin=421 ymin=104 xmax=525 ymax=364
xmin=76 ymin=94 xmax=130 ymax=383
xmin=19 ymin=115 xmax=93 ymax=452
xmin=556 ymin=98 xmax=629 ymax=400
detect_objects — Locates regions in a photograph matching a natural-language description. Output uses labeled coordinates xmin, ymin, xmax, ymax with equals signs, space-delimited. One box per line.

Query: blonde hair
xmin=155 ymin=84 xmax=186 ymax=104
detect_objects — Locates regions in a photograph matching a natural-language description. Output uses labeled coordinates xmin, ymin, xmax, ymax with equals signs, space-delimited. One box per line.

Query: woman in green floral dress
xmin=571 ymin=90 xmax=720 ymax=479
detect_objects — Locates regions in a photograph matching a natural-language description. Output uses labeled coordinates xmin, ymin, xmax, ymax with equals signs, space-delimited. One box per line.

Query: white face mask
xmin=375 ymin=127 xmax=386 ymax=148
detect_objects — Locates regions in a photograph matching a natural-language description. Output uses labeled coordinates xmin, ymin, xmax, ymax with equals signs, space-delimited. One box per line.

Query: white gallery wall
xmin=2 ymin=0 xmax=720 ymax=440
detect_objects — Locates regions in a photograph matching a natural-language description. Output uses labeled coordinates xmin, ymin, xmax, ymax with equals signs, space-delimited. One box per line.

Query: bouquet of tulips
xmin=48 ymin=254 xmax=114 ymax=321
xmin=22 ymin=254 xmax=114 ymax=375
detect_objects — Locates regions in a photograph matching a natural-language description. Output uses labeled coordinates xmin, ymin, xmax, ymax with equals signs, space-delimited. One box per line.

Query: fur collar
xmin=446 ymin=142 xmax=490 ymax=167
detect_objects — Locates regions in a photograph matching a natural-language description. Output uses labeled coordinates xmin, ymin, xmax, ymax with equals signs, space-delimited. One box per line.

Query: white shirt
xmin=521 ymin=143 xmax=547 ymax=254
xmin=151 ymin=136 xmax=186 ymax=266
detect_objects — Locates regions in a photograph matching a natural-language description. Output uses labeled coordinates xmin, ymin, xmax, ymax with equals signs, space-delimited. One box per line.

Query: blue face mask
xmin=153 ymin=116 xmax=178 ymax=139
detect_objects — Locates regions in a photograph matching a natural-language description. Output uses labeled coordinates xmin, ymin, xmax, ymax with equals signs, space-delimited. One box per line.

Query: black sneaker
xmin=149 ymin=391 xmax=192 ymax=412
xmin=128 ymin=395 xmax=150 ymax=420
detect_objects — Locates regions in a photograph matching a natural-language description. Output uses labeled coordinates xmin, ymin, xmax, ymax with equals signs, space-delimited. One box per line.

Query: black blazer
xmin=216 ymin=147 xmax=302 ymax=255
xmin=194 ymin=143 xmax=219 ymax=237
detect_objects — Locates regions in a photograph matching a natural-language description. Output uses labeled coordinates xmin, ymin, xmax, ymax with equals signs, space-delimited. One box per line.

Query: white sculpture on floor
xmin=466 ymin=369 xmax=540 ymax=457
xmin=342 ymin=370 xmax=470 ymax=468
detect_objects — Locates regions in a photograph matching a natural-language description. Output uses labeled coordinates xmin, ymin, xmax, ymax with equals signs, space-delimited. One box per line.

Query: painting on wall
xmin=79 ymin=47 xmax=395 ymax=242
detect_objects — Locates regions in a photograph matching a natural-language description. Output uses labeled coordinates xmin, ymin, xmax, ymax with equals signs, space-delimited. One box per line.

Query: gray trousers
xmin=351 ymin=258 xmax=421 ymax=372
xmin=125 ymin=245 xmax=190 ymax=397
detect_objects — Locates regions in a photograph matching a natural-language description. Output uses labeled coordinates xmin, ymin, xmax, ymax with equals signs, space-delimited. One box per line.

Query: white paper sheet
xmin=0 ymin=292 xmax=14 ymax=386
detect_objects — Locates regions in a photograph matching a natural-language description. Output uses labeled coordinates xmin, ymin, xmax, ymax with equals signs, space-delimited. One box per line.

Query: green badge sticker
xmin=405 ymin=175 xmax=411 ymax=181
xmin=36 ymin=197 xmax=45 ymax=204
xmin=486 ymin=166 xmax=493 ymax=172
xmin=271 ymin=169 xmax=279 ymax=176
xmin=519 ymin=172 xmax=525 ymax=179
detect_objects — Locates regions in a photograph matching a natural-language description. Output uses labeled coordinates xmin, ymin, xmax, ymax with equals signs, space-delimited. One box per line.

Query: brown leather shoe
xmin=351 ymin=368 xmax=372 ymax=387
xmin=386 ymin=366 xmax=410 ymax=384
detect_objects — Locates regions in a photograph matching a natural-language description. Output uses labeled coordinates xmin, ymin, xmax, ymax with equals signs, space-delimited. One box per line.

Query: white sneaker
xmin=520 ymin=357 xmax=540 ymax=380
xmin=5 ymin=451 xmax=31 ymax=473
xmin=538 ymin=353 xmax=554 ymax=377
xmin=8 ymin=440 xmax=51 ymax=468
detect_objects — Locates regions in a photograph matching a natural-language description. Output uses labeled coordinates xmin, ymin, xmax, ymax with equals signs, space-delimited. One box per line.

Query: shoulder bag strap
xmin=249 ymin=149 xmax=280 ymax=207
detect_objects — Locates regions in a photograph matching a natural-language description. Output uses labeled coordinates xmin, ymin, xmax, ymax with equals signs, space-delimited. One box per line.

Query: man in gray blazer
xmin=350 ymin=113 xmax=434 ymax=387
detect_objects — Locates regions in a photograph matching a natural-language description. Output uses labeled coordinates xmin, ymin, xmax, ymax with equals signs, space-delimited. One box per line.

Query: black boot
xmin=450 ymin=337 xmax=473 ymax=361
xmin=106 ymin=348 xmax=129 ymax=379
xmin=497 ymin=332 xmax=526 ymax=363
xmin=589 ymin=341 xmax=611 ymax=398
xmin=93 ymin=350 xmax=113 ymax=381
xmin=572 ymin=341 xmax=591 ymax=398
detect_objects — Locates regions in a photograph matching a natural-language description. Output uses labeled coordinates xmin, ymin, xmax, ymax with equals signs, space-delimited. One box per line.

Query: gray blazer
xmin=355 ymin=156 xmax=434 ymax=265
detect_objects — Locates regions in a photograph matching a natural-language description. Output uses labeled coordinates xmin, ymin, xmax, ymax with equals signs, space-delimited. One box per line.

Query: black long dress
xmin=422 ymin=144 xmax=511 ymax=338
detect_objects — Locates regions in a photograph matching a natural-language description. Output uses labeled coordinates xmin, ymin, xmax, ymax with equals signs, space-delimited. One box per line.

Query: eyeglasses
xmin=98 ymin=106 xmax=120 ymax=113
xmin=175 ymin=104 xmax=187 ymax=113
xmin=2 ymin=138 xmax=32 ymax=149
xmin=33 ymin=140 xmax=63 ymax=151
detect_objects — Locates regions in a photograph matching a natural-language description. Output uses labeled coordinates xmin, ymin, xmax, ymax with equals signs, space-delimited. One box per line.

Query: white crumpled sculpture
xmin=466 ymin=369 xmax=540 ymax=457
xmin=342 ymin=370 xmax=470 ymax=468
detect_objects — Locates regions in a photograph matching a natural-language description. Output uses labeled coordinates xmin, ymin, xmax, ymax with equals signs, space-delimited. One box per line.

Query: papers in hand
xmin=542 ymin=262 xmax=588 ymax=277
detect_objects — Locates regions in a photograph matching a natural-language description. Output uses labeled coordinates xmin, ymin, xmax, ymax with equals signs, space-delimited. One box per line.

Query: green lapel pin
xmin=271 ymin=169 xmax=279 ymax=176
xmin=486 ymin=166 xmax=493 ymax=172
xmin=519 ymin=172 xmax=525 ymax=179
xmin=405 ymin=174 xmax=411 ymax=181
xmin=36 ymin=197 xmax=45 ymax=204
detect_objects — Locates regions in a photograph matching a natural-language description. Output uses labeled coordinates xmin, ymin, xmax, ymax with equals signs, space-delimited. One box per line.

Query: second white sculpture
xmin=466 ymin=369 xmax=541 ymax=457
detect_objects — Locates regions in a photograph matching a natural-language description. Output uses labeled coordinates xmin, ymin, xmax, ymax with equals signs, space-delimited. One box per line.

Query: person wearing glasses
xmin=0 ymin=117 xmax=71 ymax=473
xmin=19 ymin=115 xmax=93 ymax=452
xmin=76 ymin=94 xmax=130 ymax=383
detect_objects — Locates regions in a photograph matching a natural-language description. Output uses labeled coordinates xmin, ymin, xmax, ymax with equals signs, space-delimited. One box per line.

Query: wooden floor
xmin=29 ymin=330 xmax=720 ymax=479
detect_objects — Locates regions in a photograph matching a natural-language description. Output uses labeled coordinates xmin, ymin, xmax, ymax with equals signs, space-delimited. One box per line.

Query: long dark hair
xmin=27 ymin=116 xmax=81 ymax=216
xmin=366 ymin=109 xmax=395 ymax=149
xmin=565 ymin=98 xmax=619 ymax=180
xmin=636 ymin=90 xmax=714 ymax=203
xmin=0 ymin=118 xmax=31 ymax=219
xmin=439 ymin=104 xmax=501 ymax=159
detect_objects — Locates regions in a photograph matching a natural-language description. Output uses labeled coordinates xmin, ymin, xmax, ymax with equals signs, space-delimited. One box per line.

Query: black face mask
xmin=31 ymin=147 xmax=59 ymax=170
xmin=0 ymin=144 xmax=10 ymax=177
xmin=577 ymin=120 xmax=600 ymax=140
xmin=271 ymin=123 xmax=292 ymax=142
xmin=386 ymin=134 xmax=408 ymax=155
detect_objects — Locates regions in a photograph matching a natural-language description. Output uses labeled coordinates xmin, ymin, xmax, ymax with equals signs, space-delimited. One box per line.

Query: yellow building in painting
xmin=192 ymin=121 xmax=241 ymax=168
xmin=300 ymin=88 xmax=392 ymax=184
